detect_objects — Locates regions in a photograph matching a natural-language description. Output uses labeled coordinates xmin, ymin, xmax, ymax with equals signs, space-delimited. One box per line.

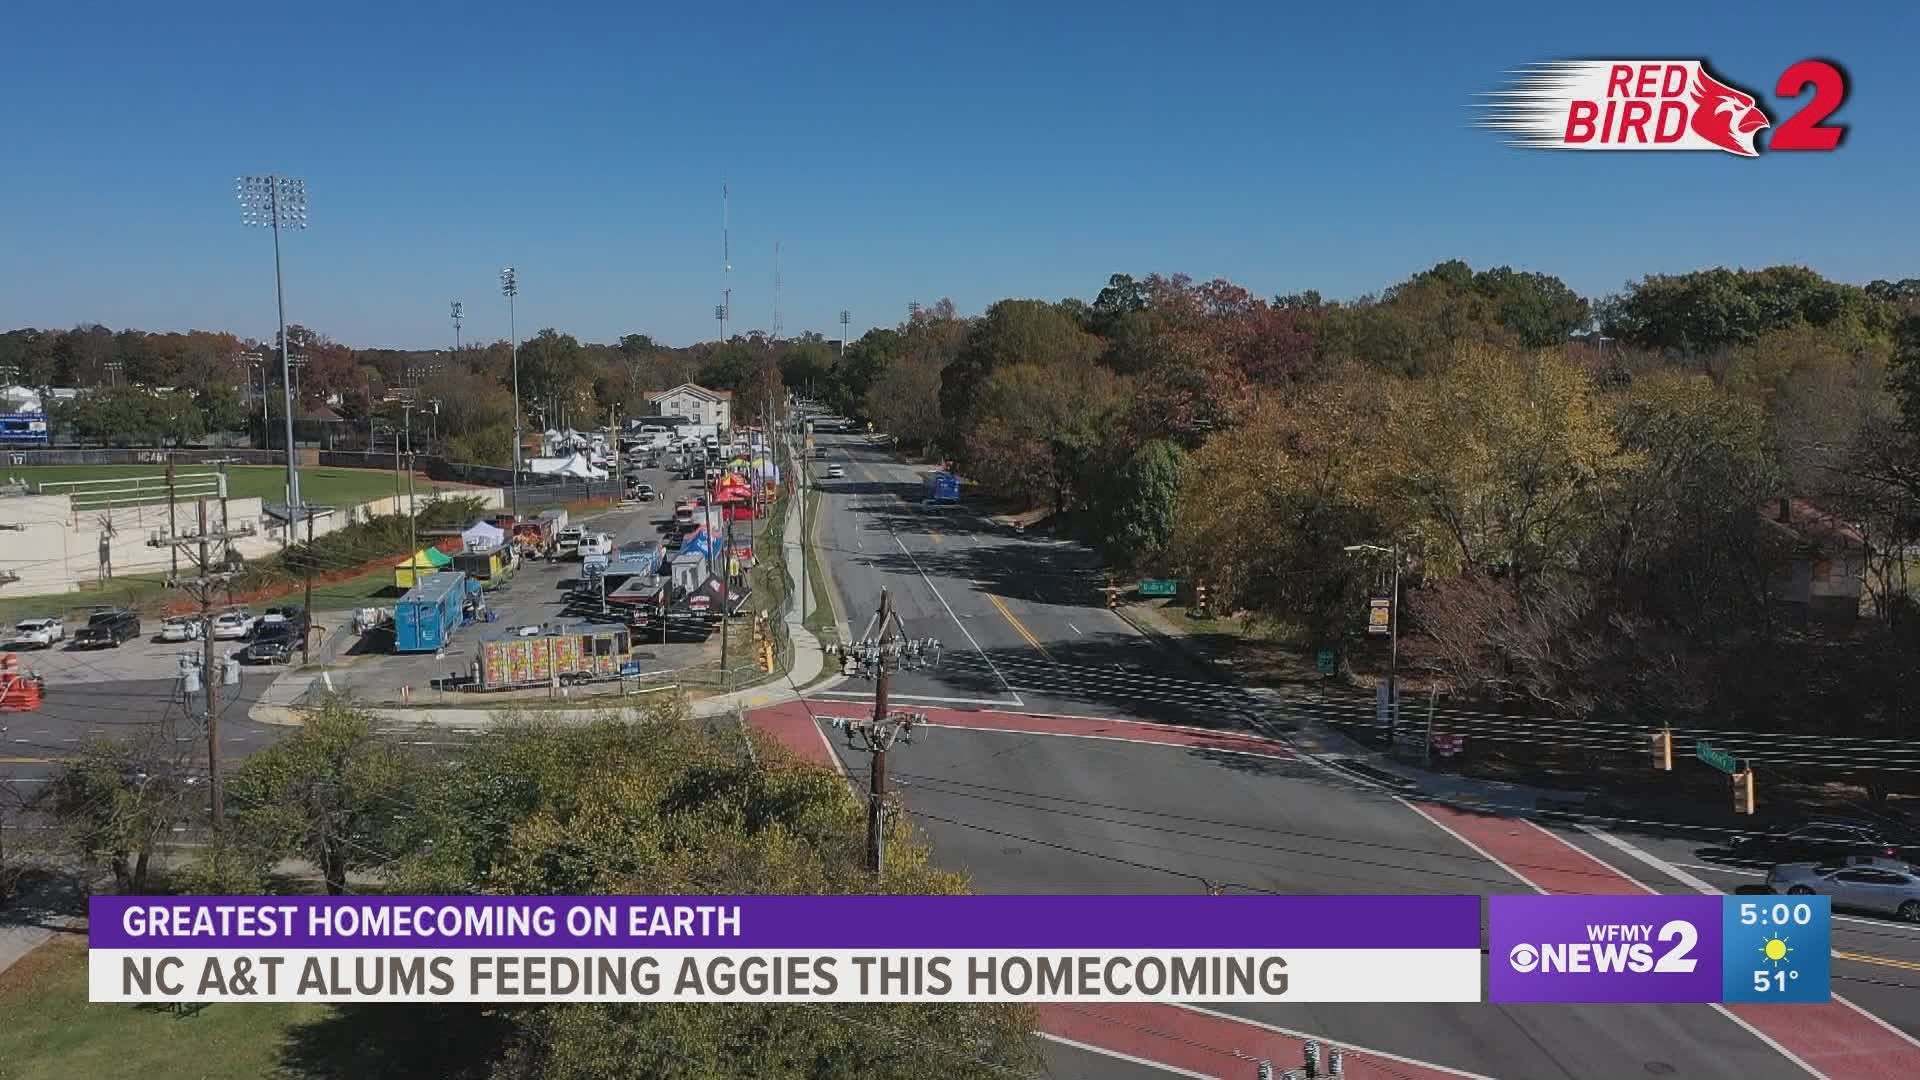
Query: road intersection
xmin=770 ymin=429 xmax=1920 ymax=1079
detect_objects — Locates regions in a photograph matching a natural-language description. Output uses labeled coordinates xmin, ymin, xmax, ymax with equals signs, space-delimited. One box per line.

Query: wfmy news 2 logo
xmin=1476 ymin=59 xmax=1850 ymax=156
xmin=1489 ymin=895 xmax=1832 ymax=1005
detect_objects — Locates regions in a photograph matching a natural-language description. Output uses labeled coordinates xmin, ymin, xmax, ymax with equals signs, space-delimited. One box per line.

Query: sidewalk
xmin=1116 ymin=600 xmax=1591 ymax=817
xmin=247 ymin=442 xmax=841 ymax=729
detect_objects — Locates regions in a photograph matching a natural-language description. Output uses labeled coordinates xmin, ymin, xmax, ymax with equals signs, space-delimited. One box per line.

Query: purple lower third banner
xmin=92 ymin=894 xmax=1477 ymax=950
xmin=1489 ymin=894 xmax=1722 ymax=1004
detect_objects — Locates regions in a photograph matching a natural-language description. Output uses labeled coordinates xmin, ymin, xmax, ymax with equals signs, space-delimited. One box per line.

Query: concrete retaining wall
xmin=0 ymin=485 xmax=505 ymax=598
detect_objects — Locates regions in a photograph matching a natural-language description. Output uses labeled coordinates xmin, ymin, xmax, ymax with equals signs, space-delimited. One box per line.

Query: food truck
xmin=469 ymin=621 xmax=637 ymax=690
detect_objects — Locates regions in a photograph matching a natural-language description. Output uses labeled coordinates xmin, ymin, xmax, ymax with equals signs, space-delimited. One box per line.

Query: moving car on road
xmin=73 ymin=609 xmax=140 ymax=648
xmin=159 ymin=615 xmax=202 ymax=642
xmin=1727 ymin=819 xmax=1915 ymax=865
xmin=9 ymin=618 xmax=63 ymax=648
xmin=826 ymin=463 xmax=845 ymax=479
xmin=1765 ymin=860 xmax=1920 ymax=922
xmin=211 ymin=609 xmax=255 ymax=640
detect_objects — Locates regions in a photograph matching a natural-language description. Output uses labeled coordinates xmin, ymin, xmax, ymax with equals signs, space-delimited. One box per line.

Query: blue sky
xmin=1 ymin=1 xmax=1914 ymax=348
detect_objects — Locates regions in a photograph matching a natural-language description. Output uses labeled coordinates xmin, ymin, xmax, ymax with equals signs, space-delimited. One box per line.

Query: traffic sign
xmin=1696 ymin=741 xmax=1740 ymax=775
xmin=1316 ymin=648 xmax=1337 ymax=675
xmin=1139 ymin=579 xmax=1178 ymax=597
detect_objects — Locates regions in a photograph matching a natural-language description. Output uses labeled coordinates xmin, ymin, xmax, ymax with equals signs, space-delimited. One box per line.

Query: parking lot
xmin=311 ymin=458 xmax=748 ymax=704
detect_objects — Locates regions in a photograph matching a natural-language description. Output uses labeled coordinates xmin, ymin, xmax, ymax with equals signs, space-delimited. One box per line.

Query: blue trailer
xmin=926 ymin=470 xmax=961 ymax=504
xmin=394 ymin=571 xmax=467 ymax=653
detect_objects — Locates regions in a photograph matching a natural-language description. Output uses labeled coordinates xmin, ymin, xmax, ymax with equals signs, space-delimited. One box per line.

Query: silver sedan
xmin=1767 ymin=861 xmax=1920 ymax=922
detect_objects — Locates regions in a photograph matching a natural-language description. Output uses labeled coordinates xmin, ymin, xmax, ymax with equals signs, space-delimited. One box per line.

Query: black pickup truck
xmin=73 ymin=609 xmax=141 ymax=648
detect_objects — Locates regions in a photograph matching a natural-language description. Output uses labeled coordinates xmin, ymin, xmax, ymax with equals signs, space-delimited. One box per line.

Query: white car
xmin=10 ymin=618 xmax=63 ymax=648
xmin=210 ymin=610 xmax=255 ymax=640
xmin=159 ymin=615 xmax=203 ymax=642
xmin=826 ymin=464 xmax=846 ymax=479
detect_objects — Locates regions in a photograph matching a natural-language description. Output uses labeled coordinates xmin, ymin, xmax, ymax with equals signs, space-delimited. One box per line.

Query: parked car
xmin=238 ymin=624 xmax=299 ymax=665
xmin=259 ymin=606 xmax=311 ymax=639
xmin=9 ymin=618 xmax=63 ymax=648
xmin=1766 ymin=860 xmax=1920 ymax=922
xmin=210 ymin=609 xmax=255 ymax=640
xmin=158 ymin=615 xmax=203 ymax=642
xmin=1728 ymin=819 xmax=1916 ymax=865
xmin=73 ymin=609 xmax=140 ymax=648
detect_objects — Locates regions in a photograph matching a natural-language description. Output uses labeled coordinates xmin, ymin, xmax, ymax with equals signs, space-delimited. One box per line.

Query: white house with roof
xmin=646 ymin=383 xmax=731 ymax=430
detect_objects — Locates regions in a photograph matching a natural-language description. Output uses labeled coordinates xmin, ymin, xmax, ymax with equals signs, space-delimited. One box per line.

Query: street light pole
xmin=451 ymin=300 xmax=463 ymax=373
xmin=502 ymin=268 xmax=521 ymax=518
xmin=1344 ymin=542 xmax=1402 ymax=744
xmin=839 ymin=310 xmax=850 ymax=358
xmin=237 ymin=176 xmax=307 ymax=515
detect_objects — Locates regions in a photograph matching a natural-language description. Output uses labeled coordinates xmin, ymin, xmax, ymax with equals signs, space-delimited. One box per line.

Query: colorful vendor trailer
xmin=471 ymin=622 xmax=636 ymax=689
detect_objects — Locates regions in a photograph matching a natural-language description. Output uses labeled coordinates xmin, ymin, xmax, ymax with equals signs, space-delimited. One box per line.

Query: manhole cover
xmin=1645 ymin=1064 xmax=1676 ymax=1075
xmin=1001 ymin=847 xmax=1024 ymax=856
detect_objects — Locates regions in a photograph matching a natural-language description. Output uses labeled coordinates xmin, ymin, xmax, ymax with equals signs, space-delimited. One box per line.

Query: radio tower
xmin=772 ymin=241 xmax=783 ymax=340
xmin=721 ymin=180 xmax=732 ymax=341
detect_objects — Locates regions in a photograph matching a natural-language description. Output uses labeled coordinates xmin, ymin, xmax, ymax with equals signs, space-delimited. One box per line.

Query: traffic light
xmin=1107 ymin=586 xmax=1119 ymax=611
xmin=1733 ymin=769 xmax=1756 ymax=815
xmin=1650 ymin=727 xmax=1672 ymax=771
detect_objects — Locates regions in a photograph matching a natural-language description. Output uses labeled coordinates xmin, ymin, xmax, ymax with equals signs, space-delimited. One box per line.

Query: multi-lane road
xmin=779 ymin=429 xmax=1920 ymax=1080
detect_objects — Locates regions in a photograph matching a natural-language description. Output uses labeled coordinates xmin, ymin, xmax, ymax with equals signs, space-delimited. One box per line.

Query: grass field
xmin=0 ymin=936 xmax=327 ymax=1080
xmin=5 ymin=465 xmax=458 ymax=510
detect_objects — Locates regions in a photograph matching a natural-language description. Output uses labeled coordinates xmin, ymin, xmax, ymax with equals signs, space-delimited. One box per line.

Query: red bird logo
xmin=1689 ymin=67 xmax=1770 ymax=156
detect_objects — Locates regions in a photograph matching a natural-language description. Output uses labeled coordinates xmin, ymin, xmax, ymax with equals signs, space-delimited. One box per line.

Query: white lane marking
xmin=1171 ymin=1004 xmax=1499 ymax=1079
xmin=1672 ymin=860 xmax=1764 ymax=878
xmin=1068 ymin=623 xmax=1082 ymax=635
xmin=809 ymin=691 xmax=1020 ymax=707
xmin=891 ymin=533 xmax=1022 ymax=707
xmin=1397 ymin=798 xmax=1546 ymax=896
xmin=1034 ymin=1033 xmax=1209 ymax=1078
xmin=1574 ymin=821 xmax=1718 ymax=892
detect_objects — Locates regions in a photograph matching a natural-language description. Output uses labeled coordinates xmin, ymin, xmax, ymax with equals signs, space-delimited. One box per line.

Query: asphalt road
xmin=800 ymin=431 xmax=1920 ymax=1079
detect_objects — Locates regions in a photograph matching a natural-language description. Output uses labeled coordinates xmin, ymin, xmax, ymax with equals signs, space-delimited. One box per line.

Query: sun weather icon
xmin=1759 ymin=934 xmax=1792 ymax=968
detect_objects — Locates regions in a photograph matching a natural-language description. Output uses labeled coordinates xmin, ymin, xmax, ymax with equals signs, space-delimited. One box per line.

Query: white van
xmin=578 ymin=532 xmax=613 ymax=559
xmin=556 ymin=526 xmax=585 ymax=558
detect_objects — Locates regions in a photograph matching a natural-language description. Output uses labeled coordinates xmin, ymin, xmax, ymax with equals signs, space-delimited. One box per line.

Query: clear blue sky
xmin=1 ymin=1 xmax=1914 ymax=349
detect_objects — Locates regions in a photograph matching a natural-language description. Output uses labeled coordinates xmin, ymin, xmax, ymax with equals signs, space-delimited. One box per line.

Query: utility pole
xmin=403 ymin=402 xmax=418 ymax=561
xmin=718 ymin=504 xmax=733 ymax=687
xmin=302 ymin=509 xmax=316 ymax=666
xmin=165 ymin=497 xmax=253 ymax=831
xmin=1344 ymin=542 xmax=1401 ymax=740
xmin=165 ymin=456 xmax=179 ymax=578
xmin=839 ymin=310 xmax=850 ymax=357
xmin=824 ymin=589 xmax=929 ymax=878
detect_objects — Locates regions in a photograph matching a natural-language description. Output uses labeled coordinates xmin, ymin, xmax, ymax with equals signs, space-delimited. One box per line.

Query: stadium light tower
xmin=501 ymin=267 xmax=521 ymax=516
xmin=236 ymin=175 xmax=307 ymax=514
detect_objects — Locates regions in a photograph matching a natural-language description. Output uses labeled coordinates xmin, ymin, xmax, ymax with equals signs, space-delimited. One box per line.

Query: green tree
xmin=1090 ymin=439 xmax=1188 ymax=570
xmin=226 ymin=701 xmax=423 ymax=894
xmin=48 ymin=737 xmax=187 ymax=893
xmin=940 ymin=299 xmax=1100 ymax=444
xmin=1472 ymin=266 xmax=1591 ymax=347
xmin=964 ymin=359 xmax=1125 ymax=510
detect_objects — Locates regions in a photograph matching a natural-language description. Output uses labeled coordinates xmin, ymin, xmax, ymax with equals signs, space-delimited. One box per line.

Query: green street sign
xmin=1696 ymin=741 xmax=1740 ymax=775
xmin=1317 ymin=648 xmax=1337 ymax=675
xmin=1138 ymin=579 xmax=1179 ymax=597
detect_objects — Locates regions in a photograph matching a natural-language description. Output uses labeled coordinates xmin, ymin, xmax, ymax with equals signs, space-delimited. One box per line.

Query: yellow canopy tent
xmin=395 ymin=546 xmax=453 ymax=589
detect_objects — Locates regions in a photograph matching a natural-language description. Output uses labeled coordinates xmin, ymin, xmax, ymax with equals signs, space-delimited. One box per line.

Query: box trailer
xmin=393 ymin=571 xmax=467 ymax=653
xmin=470 ymin=622 xmax=636 ymax=690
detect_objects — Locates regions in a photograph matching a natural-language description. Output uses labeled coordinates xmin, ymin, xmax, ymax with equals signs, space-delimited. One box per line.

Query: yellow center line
xmin=987 ymin=592 xmax=1054 ymax=661
xmin=927 ymin=528 xmax=941 ymax=544
xmin=0 ymin=756 xmax=55 ymax=765
xmin=1833 ymin=948 xmax=1920 ymax=973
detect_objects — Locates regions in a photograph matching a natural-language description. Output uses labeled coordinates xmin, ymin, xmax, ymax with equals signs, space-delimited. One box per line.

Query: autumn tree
xmin=1384 ymin=344 xmax=1627 ymax=586
xmin=940 ymin=299 xmax=1100 ymax=444
xmin=1171 ymin=378 xmax=1389 ymax=644
xmin=964 ymin=359 xmax=1125 ymax=510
